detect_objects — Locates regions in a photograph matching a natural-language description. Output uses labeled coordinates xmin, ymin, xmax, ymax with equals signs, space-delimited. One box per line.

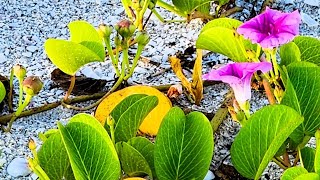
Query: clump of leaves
xmin=28 ymin=94 xmax=214 ymax=179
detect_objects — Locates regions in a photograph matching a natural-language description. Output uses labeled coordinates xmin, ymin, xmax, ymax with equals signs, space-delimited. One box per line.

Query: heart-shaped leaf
xmin=114 ymin=95 xmax=158 ymax=142
xmin=196 ymin=18 xmax=253 ymax=62
xmin=154 ymin=107 xmax=214 ymax=180
xmin=0 ymin=81 xmax=5 ymax=103
xmin=38 ymin=132 xmax=74 ymax=180
xmin=300 ymin=147 xmax=316 ymax=172
xmin=172 ymin=0 xmax=211 ymax=15
xmin=231 ymin=105 xmax=303 ymax=180
xmin=281 ymin=167 xmax=309 ymax=180
xmin=116 ymin=142 xmax=153 ymax=178
xmin=280 ymin=42 xmax=301 ymax=66
xmin=95 ymin=86 xmax=172 ymax=136
xmin=128 ymin=137 xmax=155 ymax=178
xmin=45 ymin=21 xmax=105 ymax=75
xmin=294 ymin=36 xmax=320 ymax=66
xmin=282 ymin=62 xmax=320 ymax=136
xmin=58 ymin=113 xmax=120 ymax=180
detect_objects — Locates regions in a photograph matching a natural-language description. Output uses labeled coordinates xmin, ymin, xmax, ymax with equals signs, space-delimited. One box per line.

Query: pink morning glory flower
xmin=237 ymin=7 xmax=301 ymax=49
xmin=203 ymin=62 xmax=272 ymax=106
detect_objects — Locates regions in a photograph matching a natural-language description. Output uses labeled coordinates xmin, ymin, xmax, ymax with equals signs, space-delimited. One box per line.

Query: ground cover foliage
xmin=0 ymin=0 xmax=320 ymax=179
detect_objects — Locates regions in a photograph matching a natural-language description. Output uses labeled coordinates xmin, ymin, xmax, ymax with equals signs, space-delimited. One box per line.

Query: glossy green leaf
xmin=45 ymin=21 xmax=105 ymax=75
xmin=114 ymin=96 xmax=158 ymax=142
xmin=45 ymin=40 xmax=104 ymax=75
xmin=154 ymin=107 xmax=214 ymax=180
xmin=200 ymin=18 xmax=242 ymax=33
xmin=116 ymin=142 xmax=153 ymax=178
xmin=110 ymin=94 xmax=148 ymax=124
xmin=300 ymin=147 xmax=316 ymax=172
xmin=197 ymin=18 xmax=251 ymax=62
xmin=280 ymin=42 xmax=301 ymax=66
xmin=0 ymin=81 xmax=5 ymax=103
xmin=58 ymin=113 xmax=120 ymax=180
xmin=315 ymin=130 xmax=320 ymax=174
xmin=282 ymin=62 xmax=320 ymax=136
xmin=38 ymin=132 xmax=74 ymax=180
xmin=128 ymin=137 xmax=155 ymax=178
xmin=281 ymin=167 xmax=309 ymax=180
xmin=295 ymin=173 xmax=320 ymax=179
xmin=294 ymin=36 xmax=320 ymax=66
xmin=231 ymin=105 xmax=303 ymax=180
xmin=172 ymin=0 xmax=211 ymax=15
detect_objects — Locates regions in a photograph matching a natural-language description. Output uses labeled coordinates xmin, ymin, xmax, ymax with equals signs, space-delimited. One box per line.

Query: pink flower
xmin=203 ymin=62 xmax=272 ymax=105
xmin=237 ymin=7 xmax=301 ymax=49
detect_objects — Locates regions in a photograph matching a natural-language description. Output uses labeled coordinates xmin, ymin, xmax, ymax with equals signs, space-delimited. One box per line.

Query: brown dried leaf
xmin=51 ymin=68 xmax=107 ymax=95
xmin=169 ymin=49 xmax=204 ymax=105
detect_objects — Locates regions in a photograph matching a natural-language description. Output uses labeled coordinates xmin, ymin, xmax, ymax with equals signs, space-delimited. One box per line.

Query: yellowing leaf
xmin=95 ymin=86 xmax=172 ymax=136
xmin=169 ymin=49 xmax=203 ymax=105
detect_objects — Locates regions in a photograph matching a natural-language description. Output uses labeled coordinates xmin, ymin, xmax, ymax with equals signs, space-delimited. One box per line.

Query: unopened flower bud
xmin=135 ymin=31 xmax=150 ymax=46
xmin=97 ymin=24 xmax=113 ymax=39
xmin=115 ymin=35 xmax=121 ymax=47
xmin=106 ymin=116 xmax=115 ymax=127
xmin=28 ymin=139 xmax=36 ymax=150
xmin=115 ymin=20 xmax=136 ymax=38
xmin=22 ymin=76 xmax=43 ymax=96
xmin=13 ymin=64 xmax=26 ymax=80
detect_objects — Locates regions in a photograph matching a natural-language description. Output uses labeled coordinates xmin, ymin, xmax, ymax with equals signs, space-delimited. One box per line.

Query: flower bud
xmin=106 ymin=116 xmax=115 ymax=127
xmin=115 ymin=20 xmax=136 ymax=38
xmin=22 ymin=76 xmax=43 ymax=96
xmin=13 ymin=64 xmax=26 ymax=80
xmin=97 ymin=24 xmax=113 ymax=39
xmin=28 ymin=139 xmax=36 ymax=150
xmin=135 ymin=31 xmax=150 ymax=46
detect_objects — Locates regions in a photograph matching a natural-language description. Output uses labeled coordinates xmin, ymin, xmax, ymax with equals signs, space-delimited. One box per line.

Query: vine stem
xmin=272 ymin=157 xmax=288 ymax=170
xmin=2 ymin=94 xmax=33 ymax=132
xmin=61 ymin=76 xmax=124 ymax=111
xmin=63 ymin=75 xmax=75 ymax=101
xmin=262 ymin=78 xmax=276 ymax=105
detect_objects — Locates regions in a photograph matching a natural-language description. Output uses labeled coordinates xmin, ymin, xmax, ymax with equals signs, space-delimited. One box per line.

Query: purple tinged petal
xmin=203 ymin=62 xmax=272 ymax=104
xmin=237 ymin=7 xmax=301 ymax=49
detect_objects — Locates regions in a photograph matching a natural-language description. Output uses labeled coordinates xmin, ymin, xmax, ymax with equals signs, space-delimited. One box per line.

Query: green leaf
xmin=300 ymin=147 xmax=316 ymax=172
xmin=38 ymin=132 xmax=74 ymax=180
xmin=280 ymin=42 xmax=301 ymax=66
xmin=231 ymin=105 xmax=304 ymax=180
xmin=215 ymin=0 xmax=229 ymax=6
xmin=45 ymin=39 xmax=104 ymax=75
xmin=200 ymin=18 xmax=242 ymax=32
xmin=114 ymin=95 xmax=158 ymax=142
xmin=0 ymin=81 xmax=5 ymax=103
xmin=196 ymin=18 xmax=253 ymax=62
xmin=154 ymin=107 xmax=214 ymax=180
xmin=58 ymin=113 xmax=120 ymax=180
xmin=45 ymin=21 xmax=105 ymax=75
xmin=295 ymin=173 xmax=320 ymax=179
xmin=315 ymin=130 xmax=320 ymax=174
xmin=282 ymin=62 xmax=320 ymax=135
xmin=128 ymin=137 xmax=156 ymax=178
xmin=172 ymin=0 xmax=211 ymax=15
xmin=281 ymin=167 xmax=309 ymax=180
xmin=110 ymin=94 xmax=148 ymax=124
xmin=116 ymin=142 xmax=153 ymax=178
xmin=294 ymin=36 xmax=320 ymax=66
